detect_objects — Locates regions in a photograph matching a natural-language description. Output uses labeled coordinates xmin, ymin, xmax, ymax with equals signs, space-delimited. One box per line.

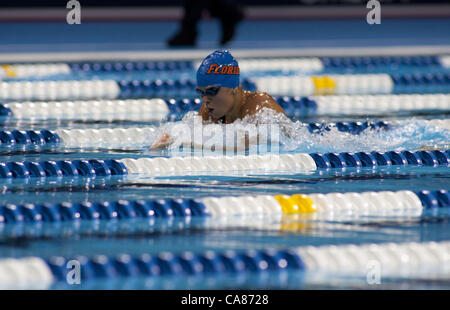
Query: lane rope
xmin=0 ymin=190 xmax=447 ymax=224
xmin=1 ymin=240 xmax=448 ymax=288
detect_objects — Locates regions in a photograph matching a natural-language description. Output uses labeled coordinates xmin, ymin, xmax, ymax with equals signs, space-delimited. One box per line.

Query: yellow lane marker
xmin=274 ymin=194 xmax=317 ymax=214
xmin=1 ymin=65 xmax=16 ymax=77
xmin=290 ymin=194 xmax=316 ymax=213
xmin=311 ymin=76 xmax=336 ymax=95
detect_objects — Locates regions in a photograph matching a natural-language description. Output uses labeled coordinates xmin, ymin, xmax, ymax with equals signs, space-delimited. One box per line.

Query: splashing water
xmin=147 ymin=108 xmax=450 ymax=155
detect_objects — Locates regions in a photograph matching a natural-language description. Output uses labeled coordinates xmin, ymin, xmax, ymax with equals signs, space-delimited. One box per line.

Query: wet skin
xmin=198 ymin=85 xmax=286 ymax=124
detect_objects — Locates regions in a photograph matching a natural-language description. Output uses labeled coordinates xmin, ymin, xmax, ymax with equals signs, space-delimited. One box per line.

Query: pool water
xmin=0 ymin=22 xmax=450 ymax=288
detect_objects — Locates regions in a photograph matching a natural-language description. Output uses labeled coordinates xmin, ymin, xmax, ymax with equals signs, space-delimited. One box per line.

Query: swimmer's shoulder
xmin=242 ymin=90 xmax=285 ymax=115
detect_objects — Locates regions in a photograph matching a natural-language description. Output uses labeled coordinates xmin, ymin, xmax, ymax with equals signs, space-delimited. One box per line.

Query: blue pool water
xmin=0 ymin=18 xmax=449 ymax=289
xmin=0 ymin=106 xmax=448 ymax=288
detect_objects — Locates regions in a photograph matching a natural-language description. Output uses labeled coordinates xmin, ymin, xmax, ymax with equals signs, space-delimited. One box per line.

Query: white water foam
xmin=147 ymin=108 xmax=450 ymax=155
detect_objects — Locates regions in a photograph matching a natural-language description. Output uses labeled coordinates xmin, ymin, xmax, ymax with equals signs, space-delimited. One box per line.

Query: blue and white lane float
xmin=118 ymin=150 xmax=450 ymax=176
xmin=254 ymin=74 xmax=394 ymax=95
xmin=1 ymin=72 xmax=450 ymax=100
xmin=253 ymin=73 xmax=450 ymax=96
xmin=0 ymin=190 xmax=447 ymax=224
xmin=0 ymin=149 xmax=448 ymax=179
xmin=0 ymin=79 xmax=256 ymax=101
xmin=310 ymin=94 xmax=450 ymax=115
xmin=0 ymin=64 xmax=72 ymax=79
xmin=1 ymin=99 xmax=170 ymax=121
xmin=0 ymin=80 xmax=121 ymax=101
xmin=1 ymin=94 xmax=449 ymax=119
xmin=1 ymin=240 xmax=449 ymax=289
xmin=439 ymin=55 xmax=450 ymax=68
xmin=1 ymin=55 xmax=448 ymax=78
xmin=0 ymin=120 xmax=394 ymax=147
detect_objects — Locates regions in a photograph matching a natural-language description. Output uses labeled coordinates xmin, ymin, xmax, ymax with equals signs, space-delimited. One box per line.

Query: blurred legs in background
xmin=167 ymin=0 xmax=244 ymax=47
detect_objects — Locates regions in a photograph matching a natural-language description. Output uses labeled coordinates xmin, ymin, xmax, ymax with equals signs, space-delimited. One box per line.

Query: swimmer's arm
xmin=150 ymin=106 xmax=209 ymax=150
xmin=149 ymin=133 xmax=172 ymax=150
xmin=416 ymin=145 xmax=440 ymax=151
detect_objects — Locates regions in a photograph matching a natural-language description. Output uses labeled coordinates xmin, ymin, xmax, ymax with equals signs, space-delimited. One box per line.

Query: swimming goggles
xmin=195 ymin=85 xmax=221 ymax=97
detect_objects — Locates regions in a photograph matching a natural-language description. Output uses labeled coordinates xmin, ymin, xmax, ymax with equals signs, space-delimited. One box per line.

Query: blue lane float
xmin=391 ymin=72 xmax=450 ymax=86
xmin=45 ymin=248 xmax=304 ymax=282
xmin=272 ymin=96 xmax=318 ymax=116
xmin=305 ymin=120 xmax=390 ymax=134
xmin=0 ymin=159 xmax=127 ymax=179
xmin=309 ymin=149 xmax=450 ymax=169
xmin=69 ymin=61 xmax=194 ymax=73
xmin=320 ymin=55 xmax=442 ymax=69
xmin=416 ymin=189 xmax=450 ymax=209
xmin=0 ymin=198 xmax=209 ymax=224
xmin=391 ymin=72 xmax=450 ymax=93
xmin=0 ymin=130 xmax=60 ymax=145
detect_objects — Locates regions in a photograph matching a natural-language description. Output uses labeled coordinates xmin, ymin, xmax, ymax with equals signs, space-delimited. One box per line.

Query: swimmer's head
xmin=196 ymin=50 xmax=240 ymax=120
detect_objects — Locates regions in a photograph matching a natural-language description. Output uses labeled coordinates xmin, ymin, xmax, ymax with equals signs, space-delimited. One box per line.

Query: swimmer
xmin=150 ymin=50 xmax=285 ymax=150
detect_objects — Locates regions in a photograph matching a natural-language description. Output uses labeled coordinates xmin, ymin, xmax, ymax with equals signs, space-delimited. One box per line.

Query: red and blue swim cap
xmin=196 ymin=50 xmax=240 ymax=88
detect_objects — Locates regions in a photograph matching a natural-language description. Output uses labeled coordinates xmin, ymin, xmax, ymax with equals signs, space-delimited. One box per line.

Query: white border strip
xmin=0 ymin=5 xmax=449 ymax=21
